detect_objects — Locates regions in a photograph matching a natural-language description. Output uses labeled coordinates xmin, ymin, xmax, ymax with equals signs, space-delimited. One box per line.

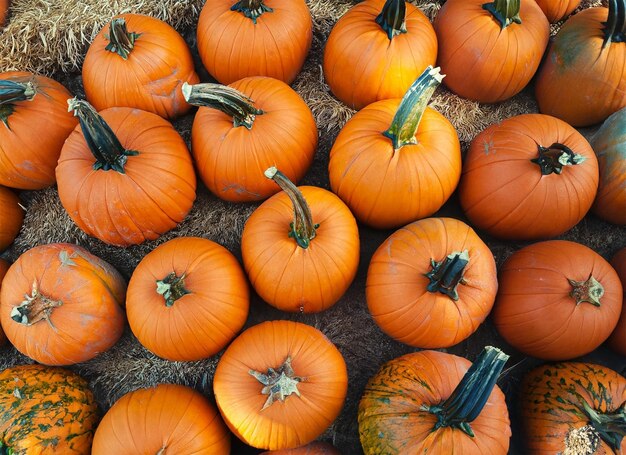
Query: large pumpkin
xmin=358 ymin=346 xmax=511 ymax=454
xmin=434 ymin=0 xmax=549 ymax=103
xmin=0 ymin=185 xmax=23 ymax=251
xmin=56 ymin=99 xmax=196 ymax=246
xmin=126 ymin=237 xmax=249 ymax=361
xmin=92 ymin=384 xmax=230 ymax=454
xmin=0 ymin=72 xmax=77 ymax=189
xmin=197 ymin=0 xmax=312 ymax=85
xmin=184 ymin=77 xmax=317 ymax=202
xmin=323 ymin=0 xmax=437 ymax=110
xmin=608 ymin=247 xmax=626 ymax=355
xmin=213 ymin=320 xmax=348 ymax=450
xmin=0 ymin=258 xmax=9 ymax=346
xmin=459 ymin=113 xmax=599 ymax=240
xmin=0 ymin=243 xmax=126 ymax=365
xmin=328 ymin=66 xmax=461 ymax=230
xmin=534 ymin=0 xmax=581 ymax=22
xmin=82 ymin=14 xmax=198 ymax=119
xmin=493 ymin=240 xmax=623 ymax=360
xmin=366 ymin=217 xmax=497 ymax=348
xmin=0 ymin=364 xmax=99 ymax=454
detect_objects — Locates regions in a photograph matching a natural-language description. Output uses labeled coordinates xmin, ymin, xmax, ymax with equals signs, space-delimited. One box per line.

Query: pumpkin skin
xmin=0 ymin=0 xmax=9 ymax=26
xmin=607 ymin=247 xmax=626 ymax=355
xmin=92 ymin=383 xmax=230 ymax=454
xmin=197 ymin=0 xmax=312 ymax=85
xmin=213 ymin=320 xmax=348 ymax=450
xmin=126 ymin=237 xmax=249 ymax=361
xmin=0 ymin=185 xmax=23 ymax=251
xmin=82 ymin=14 xmax=199 ymax=119
xmin=367 ymin=217 xmax=497 ymax=349
xmin=0 ymin=258 xmax=9 ymax=346
xmin=323 ymin=0 xmax=437 ymax=110
xmin=0 ymin=364 xmax=99 ymax=454
xmin=0 ymin=243 xmax=126 ymax=365
xmin=535 ymin=0 xmax=581 ymax=22
xmin=459 ymin=113 xmax=599 ymax=240
xmin=261 ymin=441 xmax=341 ymax=454
xmin=520 ymin=362 xmax=626 ymax=454
xmin=493 ymin=240 xmax=623 ymax=360
xmin=434 ymin=0 xmax=549 ymax=103
xmin=0 ymin=71 xmax=77 ymax=189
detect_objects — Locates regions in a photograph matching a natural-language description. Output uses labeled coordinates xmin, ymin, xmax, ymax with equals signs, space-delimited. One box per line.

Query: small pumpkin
xmin=493 ymin=240 xmax=623 ymax=360
xmin=82 ymin=14 xmax=199 ymax=119
xmin=261 ymin=441 xmax=341 ymax=454
xmin=92 ymin=383 xmax=230 ymax=454
xmin=0 ymin=243 xmax=126 ymax=365
xmin=197 ymin=0 xmax=312 ymax=85
xmin=0 ymin=185 xmax=23 ymax=251
xmin=0 ymin=364 xmax=99 ymax=454
xmin=0 ymin=72 xmax=77 ymax=189
xmin=213 ymin=320 xmax=348 ymax=450
xmin=0 ymin=258 xmax=9 ymax=346
xmin=358 ymin=346 xmax=511 ymax=454
xmin=323 ymin=0 xmax=437 ymax=110
xmin=608 ymin=247 xmax=626 ymax=355
xmin=127 ymin=237 xmax=249 ymax=361
xmin=534 ymin=0 xmax=581 ymax=22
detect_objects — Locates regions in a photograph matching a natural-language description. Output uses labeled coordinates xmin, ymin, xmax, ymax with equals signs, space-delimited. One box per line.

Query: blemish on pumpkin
xmin=222 ymin=183 xmax=262 ymax=199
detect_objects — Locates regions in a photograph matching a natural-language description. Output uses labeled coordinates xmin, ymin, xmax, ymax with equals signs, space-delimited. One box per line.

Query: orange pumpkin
xmin=127 ymin=237 xmax=249 ymax=361
xmin=241 ymin=167 xmax=359 ymax=313
xmin=213 ymin=320 xmax=348 ymax=450
xmin=367 ymin=217 xmax=497 ymax=349
xmin=92 ymin=383 xmax=230 ymax=454
xmin=323 ymin=0 xmax=437 ymax=110
xmin=608 ymin=247 xmax=626 ymax=355
xmin=0 ymin=185 xmax=23 ymax=251
xmin=329 ymin=66 xmax=461 ymax=229
xmin=56 ymin=99 xmax=196 ymax=246
xmin=184 ymin=77 xmax=317 ymax=202
xmin=459 ymin=113 xmax=598 ymax=240
xmin=434 ymin=0 xmax=549 ymax=103
xmin=197 ymin=0 xmax=312 ymax=85
xmin=0 ymin=243 xmax=126 ymax=365
xmin=493 ymin=240 xmax=623 ymax=360
xmin=0 ymin=0 xmax=9 ymax=26
xmin=82 ymin=14 xmax=199 ymax=119
xmin=0 ymin=72 xmax=77 ymax=189
xmin=535 ymin=0 xmax=581 ymax=22
xmin=0 ymin=258 xmax=9 ymax=346
xmin=261 ymin=441 xmax=340 ymax=454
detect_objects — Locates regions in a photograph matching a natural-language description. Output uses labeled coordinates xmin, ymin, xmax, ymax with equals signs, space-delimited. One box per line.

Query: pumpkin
xmin=82 ymin=14 xmax=198 ymax=119
xmin=197 ymin=0 xmax=312 ymax=85
xmin=434 ymin=0 xmax=549 ymax=103
xmin=0 ymin=243 xmax=126 ymax=365
xmin=459 ymin=113 xmax=599 ymax=240
xmin=534 ymin=0 xmax=581 ymax=22
xmin=241 ymin=167 xmax=359 ymax=312
xmin=0 ymin=0 xmax=9 ymax=26
xmin=591 ymin=106 xmax=626 ymax=225
xmin=535 ymin=0 xmax=626 ymax=126
xmin=608 ymin=247 xmax=626 ymax=355
xmin=56 ymin=99 xmax=196 ymax=246
xmin=183 ymin=77 xmax=317 ymax=202
xmin=366 ymin=217 xmax=498 ymax=349
xmin=493 ymin=240 xmax=623 ymax=360
xmin=261 ymin=441 xmax=341 ymax=454
xmin=0 ymin=364 xmax=99 ymax=454
xmin=0 ymin=185 xmax=22 ymax=251
xmin=126 ymin=237 xmax=249 ymax=361
xmin=323 ymin=0 xmax=437 ymax=110
xmin=328 ymin=66 xmax=461 ymax=229
xmin=0 ymin=258 xmax=9 ymax=346
xmin=358 ymin=346 xmax=511 ymax=454
xmin=92 ymin=383 xmax=230 ymax=454
xmin=213 ymin=320 xmax=348 ymax=450
xmin=520 ymin=361 xmax=626 ymax=454
xmin=0 ymin=72 xmax=77 ymax=189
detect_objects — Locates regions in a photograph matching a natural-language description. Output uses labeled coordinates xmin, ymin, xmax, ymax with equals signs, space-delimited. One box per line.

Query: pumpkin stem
xmin=425 ymin=250 xmax=469 ymax=301
xmin=67 ymin=98 xmax=139 ymax=173
xmin=531 ymin=143 xmax=586 ymax=176
xmin=104 ymin=18 xmax=141 ymax=60
xmin=156 ymin=272 xmax=190 ymax=308
xmin=568 ymin=274 xmax=604 ymax=307
xmin=265 ymin=166 xmax=318 ymax=249
xmin=482 ymin=0 xmax=521 ymax=28
xmin=383 ymin=66 xmax=445 ymax=151
xmin=603 ymin=0 xmax=626 ymax=48
xmin=10 ymin=280 xmax=62 ymax=328
xmin=249 ymin=356 xmax=305 ymax=411
xmin=375 ymin=0 xmax=407 ymax=40
xmin=0 ymin=79 xmax=36 ymax=128
xmin=182 ymin=82 xmax=263 ymax=130
xmin=422 ymin=346 xmax=509 ymax=437
xmin=231 ymin=0 xmax=273 ymax=24
xmin=581 ymin=400 xmax=626 ymax=452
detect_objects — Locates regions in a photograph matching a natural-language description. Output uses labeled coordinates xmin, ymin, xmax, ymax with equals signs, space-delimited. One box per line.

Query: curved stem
xmin=569 ymin=275 xmax=604 ymax=307
xmin=10 ymin=280 xmax=62 ymax=328
xmin=156 ymin=273 xmax=190 ymax=308
xmin=425 ymin=250 xmax=469 ymax=301
xmin=581 ymin=400 xmax=626 ymax=452
xmin=231 ymin=0 xmax=273 ymax=24
xmin=375 ymin=0 xmax=407 ymax=40
xmin=531 ymin=143 xmax=586 ymax=175
xmin=265 ymin=166 xmax=317 ymax=249
xmin=105 ymin=18 xmax=141 ymax=60
xmin=249 ymin=356 xmax=304 ymax=410
xmin=383 ymin=66 xmax=444 ymax=151
xmin=604 ymin=0 xmax=626 ymax=47
xmin=0 ymin=79 xmax=36 ymax=128
xmin=482 ymin=0 xmax=521 ymax=28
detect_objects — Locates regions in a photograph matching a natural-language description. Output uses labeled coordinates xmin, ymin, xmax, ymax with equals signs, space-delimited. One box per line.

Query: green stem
xmin=383 ymin=66 xmax=444 ymax=151
xmin=604 ymin=0 xmax=626 ymax=48
xmin=104 ymin=18 xmax=141 ymax=60
xmin=0 ymin=79 xmax=36 ymax=128
xmin=581 ymin=401 xmax=626 ymax=452
xmin=568 ymin=275 xmax=604 ymax=307
xmin=482 ymin=0 xmax=521 ymax=28
xmin=425 ymin=250 xmax=469 ymax=301
xmin=231 ymin=0 xmax=273 ymax=23
xmin=531 ymin=143 xmax=586 ymax=176
xmin=156 ymin=273 xmax=190 ymax=308
xmin=182 ymin=82 xmax=263 ymax=130
xmin=375 ymin=0 xmax=407 ymax=40
xmin=265 ymin=166 xmax=318 ymax=249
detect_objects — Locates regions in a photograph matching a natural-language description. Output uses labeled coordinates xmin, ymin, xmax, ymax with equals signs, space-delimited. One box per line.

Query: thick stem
xmin=568 ymin=275 xmax=604 ymax=307
xmin=265 ymin=166 xmax=318 ymax=249
xmin=105 ymin=18 xmax=141 ymax=60
xmin=375 ymin=0 xmax=407 ymax=40
xmin=231 ymin=0 xmax=273 ymax=23
xmin=10 ymin=280 xmax=62 ymax=327
xmin=0 ymin=79 xmax=36 ymax=128
xmin=67 ymin=98 xmax=138 ymax=173
xmin=581 ymin=400 xmax=626 ymax=452
xmin=156 ymin=273 xmax=190 ymax=308
xmin=482 ymin=0 xmax=521 ymax=28
xmin=425 ymin=250 xmax=469 ymax=301
xmin=604 ymin=0 xmax=626 ymax=48
xmin=531 ymin=143 xmax=586 ymax=176
xmin=182 ymin=82 xmax=263 ymax=130
xmin=249 ymin=356 xmax=304 ymax=410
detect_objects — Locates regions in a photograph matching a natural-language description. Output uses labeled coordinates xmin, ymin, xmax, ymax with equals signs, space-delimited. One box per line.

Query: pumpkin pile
xmin=0 ymin=0 xmax=624 ymax=453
